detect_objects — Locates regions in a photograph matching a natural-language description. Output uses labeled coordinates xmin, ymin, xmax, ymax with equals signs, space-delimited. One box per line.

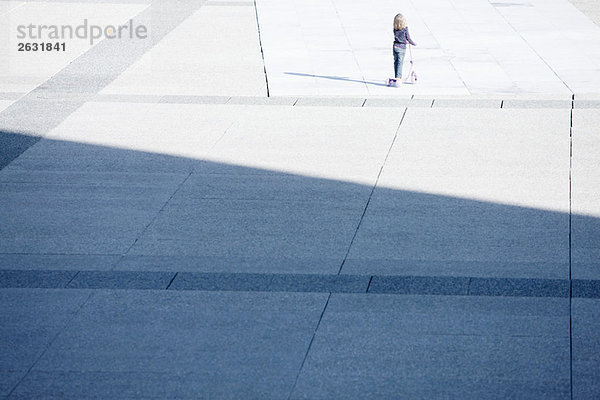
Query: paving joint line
xmin=5 ymin=290 xmax=95 ymax=397
xmin=337 ymin=107 xmax=409 ymax=275
xmin=488 ymin=0 xmax=574 ymax=94
xmin=365 ymin=276 xmax=373 ymax=293
xmin=329 ymin=0 xmax=368 ymax=94
xmin=121 ymin=170 xmax=195 ymax=257
xmin=64 ymin=271 xmax=80 ymax=288
xmin=252 ymin=0 xmax=270 ymax=97
xmin=287 ymin=293 xmax=331 ymax=400
xmin=568 ymin=92 xmax=574 ymax=400
xmin=165 ymin=272 xmax=179 ymax=290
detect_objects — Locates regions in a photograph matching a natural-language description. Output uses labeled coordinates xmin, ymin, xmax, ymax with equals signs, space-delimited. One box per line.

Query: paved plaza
xmin=1 ymin=0 xmax=600 ymax=398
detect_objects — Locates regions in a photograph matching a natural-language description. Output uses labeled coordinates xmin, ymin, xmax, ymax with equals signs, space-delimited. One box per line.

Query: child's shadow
xmin=285 ymin=72 xmax=390 ymax=87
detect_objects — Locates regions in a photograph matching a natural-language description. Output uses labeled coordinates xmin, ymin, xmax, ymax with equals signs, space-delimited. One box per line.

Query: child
xmin=389 ymin=13 xmax=416 ymax=86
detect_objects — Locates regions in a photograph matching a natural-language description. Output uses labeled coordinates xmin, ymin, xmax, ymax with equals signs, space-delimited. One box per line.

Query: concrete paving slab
xmin=572 ymin=298 xmax=600 ymax=399
xmin=377 ymin=108 xmax=571 ymax=210
xmin=29 ymin=290 xmax=326 ymax=398
xmin=100 ymin=4 xmax=266 ymax=96
xmin=227 ymin=96 xmax=298 ymax=105
xmin=291 ymin=293 xmax=570 ymax=399
xmin=0 ymin=371 xmax=25 ymax=397
xmin=574 ymin=99 xmax=600 ymax=108
xmin=159 ymin=95 xmax=231 ymax=104
xmin=2 ymin=138 xmax=199 ymax=174
xmin=294 ymin=97 xmax=365 ymax=107
xmin=0 ymin=254 xmax=119 ymax=271
xmin=10 ymin=370 xmax=293 ymax=400
xmin=91 ymin=94 xmax=163 ymax=104
xmin=269 ymin=274 xmax=369 ymax=293
xmin=575 ymin=93 xmax=600 ymax=100
xmin=572 ymin=109 xmax=600 ymax=279
xmin=115 ymin=255 xmax=340 ymax=273
xmin=292 ymin=375 xmax=568 ymax=400
xmin=0 ymin=92 xmax=23 ymax=100
xmin=342 ymin=259 xmax=567 ymax=279
xmin=366 ymin=275 xmax=571 ymax=298
xmin=170 ymin=272 xmax=274 ymax=292
xmin=0 ymin=270 xmax=76 ymax=289
xmin=433 ymin=98 xmax=502 ymax=108
xmin=204 ymin=105 xmax=401 ymax=184
xmin=169 ymin=172 xmax=371 ymax=204
xmin=114 ymin=254 xmax=341 ymax=274
xmin=67 ymin=271 xmax=175 ymax=290
xmin=363 ymin=98 xmax=433 ymax=108
xmin=344 ymin=107 xmax=570 ymax=277
xmin=323 ymin=294 xmax=570 ymax=336
xmin=0 ymin=100 xmax=14 ymax=113
xmin=44 ymin=102 xmax=235 ymax=162
xmin=128 ymin=198 xmax=364 ymax=264
xmin=572 ymin=261 xmax=600 ymax=282
xmin=570 ymin=0 xmax=600 ymax=27
xmin=0 ymin=325 xmax=58 ymax=372
xmin=469 ymin=278 xmax=570 ymax=297
xmin=0 ymin=1 xmax=147 ymax=93
xmin=502 ymin=99 xmax=573 ymax=109
xmin=344 ymin=190 xmax=569 ymax=277
xmin=363 ymin=98 xmax=411 ymax=108
xmin=0 ymin=130 xmax=41 ymax=170
xmin=368 ymin=275 xmax=469 ymax=295
xmin=572 ymin=279 xmax=600 ymax=298
xmin=0 ymin=173 xmax=180 ymax=254
xmin=0 ymin=289 xmax=91 ymax=370
xmin=0 ymin=170 xmax=187 ymax=187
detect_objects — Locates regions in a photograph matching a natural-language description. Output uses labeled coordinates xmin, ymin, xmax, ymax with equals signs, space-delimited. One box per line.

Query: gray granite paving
xmin=469 ymin=277 xmax=570 ymax=298
xmin=572 ymin=299 xmax=600 ymax=399
xmin=290 ymin=294 xmax=571 ymax=399
xmin=368 ymin=275 xmax=470 ymax=295
xmin=3 ymin=270 xmax=599 ymax=299
xmin=502 ymin=99 xmax=573 ymax=109
xmin=9 ymin=290 xmax=327 ymax=399
xmin=0 ymin=254 xmax=120 ymax=271
xmin=227 ymin=96 xmax=298 ymax=105
xmin=170 ymin=272 xmax=274 ymax=291
xmin=0 ymin=270 xmax=77 ymax=289
xmin=432 ymin=98 xmax=502 ymax=108
xmin=66 ymin=271 xmax=175 ymax=289
xmin=573 ymin=99 xmax=600 ymax=108
xmin=0 ymin=289 xmax=91 ymax=374
xmin=294 ymin=97 xmax=365 ymax=107
xmin=159 ymin=95 xmax=231 ymax=104
xmin=1 ymin=0 xmax=599 ymax=398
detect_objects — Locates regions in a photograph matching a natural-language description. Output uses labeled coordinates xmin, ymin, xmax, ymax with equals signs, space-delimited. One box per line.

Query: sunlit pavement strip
xmin=1 ymin=0 xmax=599 ymax=399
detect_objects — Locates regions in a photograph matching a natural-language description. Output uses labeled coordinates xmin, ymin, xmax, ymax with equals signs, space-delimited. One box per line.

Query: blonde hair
xmin=394 ymin=13 xmax=407 ymax=30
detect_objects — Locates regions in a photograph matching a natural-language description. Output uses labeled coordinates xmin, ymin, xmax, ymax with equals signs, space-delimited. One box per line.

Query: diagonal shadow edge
xmin=1 ymin=129 xmax=598 ymax=294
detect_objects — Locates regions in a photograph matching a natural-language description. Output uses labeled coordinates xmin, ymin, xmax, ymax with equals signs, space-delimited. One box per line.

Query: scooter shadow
xmin=284 ymin=72 xmax=390 ymax=87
